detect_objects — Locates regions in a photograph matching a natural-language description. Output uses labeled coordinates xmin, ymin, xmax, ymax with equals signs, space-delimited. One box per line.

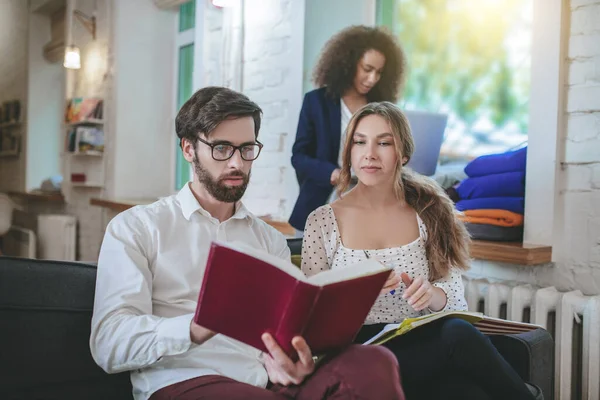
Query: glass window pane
xmin=378 ymin=0 xmax=532 ymax=159
xmin=177 ymin=44 xmax=194 ymax=109
xmin=376 ymin=0 xmax=396 ymax=31
xmin=175 ymin=44 xmax=194 ymax=190
xmin=179 ymin=0 xmax=196 ymax=32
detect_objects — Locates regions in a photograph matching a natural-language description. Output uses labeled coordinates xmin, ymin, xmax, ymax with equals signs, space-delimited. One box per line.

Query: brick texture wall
xmin=557 ymin=0 xmax=600 ymax=289
xmin=202 ymin=0 xmax=302 ymax=219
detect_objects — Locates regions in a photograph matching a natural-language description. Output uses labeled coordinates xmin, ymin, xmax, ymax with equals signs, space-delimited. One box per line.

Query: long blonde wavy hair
xmin=337 ymin=102 xmax=471 ymax=280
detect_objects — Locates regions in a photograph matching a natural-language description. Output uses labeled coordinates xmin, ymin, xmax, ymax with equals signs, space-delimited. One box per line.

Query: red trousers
xmin=150 ymin=345 xmax=405 ymax=400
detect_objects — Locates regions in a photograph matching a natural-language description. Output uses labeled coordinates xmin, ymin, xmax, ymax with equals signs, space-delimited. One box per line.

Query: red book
xmin=193 ymin=241 xmax=391 ymax=360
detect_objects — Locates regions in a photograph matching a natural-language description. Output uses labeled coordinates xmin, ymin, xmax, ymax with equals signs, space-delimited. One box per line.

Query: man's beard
xmin=193 ymin=154 xmax=250 ymax=203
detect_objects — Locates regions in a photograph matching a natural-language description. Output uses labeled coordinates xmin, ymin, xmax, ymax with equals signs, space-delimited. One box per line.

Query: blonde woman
xmin=301 ymin=102 xmax=540 ymax=400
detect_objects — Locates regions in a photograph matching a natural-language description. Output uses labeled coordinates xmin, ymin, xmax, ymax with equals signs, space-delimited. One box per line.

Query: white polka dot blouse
xmin=301 ymin=205 xmax=468 ymax=325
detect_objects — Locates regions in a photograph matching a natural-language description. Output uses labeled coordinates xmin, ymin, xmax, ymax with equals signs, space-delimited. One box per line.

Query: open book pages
xmin=363 ymin=310 xmax=544 ymax=345
xmin=472 ymin=315 xmax=544 ymax=335
xmin=217 ymin=240 xmax=391 ymax=286
xmin=363 ymin=311 xmax=484 ymax=345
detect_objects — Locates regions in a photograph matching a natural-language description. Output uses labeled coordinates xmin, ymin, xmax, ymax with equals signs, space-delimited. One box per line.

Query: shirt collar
xmin=177 ymin=182 xmax=251 ymax=222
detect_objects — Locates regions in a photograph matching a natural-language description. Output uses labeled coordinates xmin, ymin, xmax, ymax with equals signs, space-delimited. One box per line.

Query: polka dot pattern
xmin=301 ymin=205 xmax=468 ymax=324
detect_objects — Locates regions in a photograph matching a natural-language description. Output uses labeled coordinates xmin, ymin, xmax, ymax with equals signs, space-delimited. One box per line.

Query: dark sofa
xmin=1 ymin=243 xmax=554 ymax=400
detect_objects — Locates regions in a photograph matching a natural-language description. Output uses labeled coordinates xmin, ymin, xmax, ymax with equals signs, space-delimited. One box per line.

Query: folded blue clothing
xmin=465 ymin=147 xmax=527 ymax=178
xmin=457 ymin=171 xmax=526 ymax=199
xmin=455 ymin=197 xmax=525 ymax=214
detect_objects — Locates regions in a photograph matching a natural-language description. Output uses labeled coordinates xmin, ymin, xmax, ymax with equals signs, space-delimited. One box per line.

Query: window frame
xmin=173 ymin=0 xmax=203 ymax=192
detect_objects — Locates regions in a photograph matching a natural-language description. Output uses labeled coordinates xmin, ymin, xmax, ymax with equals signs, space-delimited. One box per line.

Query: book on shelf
xmin=65 ymin=126 xmax=104 ymax=153
xmin=64 ymin=98 xmax=103 ymax=123
xmin=193 ymin=241 xmax=392 ymax=360
xmin=363 ymin=310 xmax=544 ymax=345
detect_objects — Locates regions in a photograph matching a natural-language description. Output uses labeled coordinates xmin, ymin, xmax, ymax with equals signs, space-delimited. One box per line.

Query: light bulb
xmin=64 ymin=45 xmax=81 ymax=69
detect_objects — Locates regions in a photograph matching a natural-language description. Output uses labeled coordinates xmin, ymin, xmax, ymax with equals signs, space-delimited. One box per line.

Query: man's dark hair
xmin=313 ymin=25 xmax=406 ymax=102
xmin=175 ymin=86 xmax=262 ymax=148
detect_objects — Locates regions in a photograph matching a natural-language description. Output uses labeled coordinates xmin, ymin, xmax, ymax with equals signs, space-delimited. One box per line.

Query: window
xmin=174 ymin=0 xmax=196 ymax=190
xmin=377 ymin=0 xmax=533 ymax=160
xmin=378 ymin=0 xmax=566 ymax=249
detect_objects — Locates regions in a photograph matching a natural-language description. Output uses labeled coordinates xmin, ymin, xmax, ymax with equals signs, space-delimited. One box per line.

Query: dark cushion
xmin=489 ymin=329 xmax=554 ymax=400
xmin=0 ymin=256 xmax=133 ymax=400
xmin=287 ymin=238 xmax=302 ymax=256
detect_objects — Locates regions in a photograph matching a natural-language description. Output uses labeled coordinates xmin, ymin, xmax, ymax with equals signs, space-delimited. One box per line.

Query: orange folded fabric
xmin=458 ymin=209 xmax=524 ymax=227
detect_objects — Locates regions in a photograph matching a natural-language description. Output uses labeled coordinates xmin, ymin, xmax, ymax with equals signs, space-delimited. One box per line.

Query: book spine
xmin=274 ymin=281 xmax=320 ymax=360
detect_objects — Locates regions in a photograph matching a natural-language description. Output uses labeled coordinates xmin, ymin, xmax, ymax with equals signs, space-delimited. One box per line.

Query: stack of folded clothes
xmin=454 ymin=146 xmax=527 ymax=242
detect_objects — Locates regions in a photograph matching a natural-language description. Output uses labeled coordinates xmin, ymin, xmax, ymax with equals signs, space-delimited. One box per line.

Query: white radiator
xmin=3 ymin=226 xmax=36 ymax=258
xmin=37 ymin=214 xmax=77 ymax=261
xmin=464 ymin=277 xmax=600 ymax=400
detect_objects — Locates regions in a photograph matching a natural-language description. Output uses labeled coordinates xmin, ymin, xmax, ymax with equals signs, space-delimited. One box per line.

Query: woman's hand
xmin=401 ymin=272 xmax=447 ymax=312
xmin=330 ymin=168 xmax=341 ymax=185
xmin=261 ymin=333 xmax=316 ymax=386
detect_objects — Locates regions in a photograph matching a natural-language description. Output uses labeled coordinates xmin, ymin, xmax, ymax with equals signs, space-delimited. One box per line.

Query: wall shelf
xmin=0 ymin=120 xmax=21 ymax=128
xmin=470 ymin=240 xmax=552 ymax=265
xmin=90 ymin=197 xmax=156 ymax=212
xmin=71 ymin=182 xmax=104 ymax=188
xmin=66 ymin=119 xmax=104 ymax=127
xmin=63 ymin=107 xmax=105 ymax=192
xmin=8 ymin=190 xmax=65 ymax=203
xmin=62 ymin=150 xmax=103 ymax=157
xmin=0 ymin=120 xmax=22 ymax=156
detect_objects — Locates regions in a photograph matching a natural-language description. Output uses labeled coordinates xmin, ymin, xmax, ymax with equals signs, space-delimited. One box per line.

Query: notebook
xmin=363 ymin=310 xmax=543 ymax=345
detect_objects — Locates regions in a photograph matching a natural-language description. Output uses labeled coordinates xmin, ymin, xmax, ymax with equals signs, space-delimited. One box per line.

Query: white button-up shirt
xmin=90 ymin=183 xmax=291 ymax=400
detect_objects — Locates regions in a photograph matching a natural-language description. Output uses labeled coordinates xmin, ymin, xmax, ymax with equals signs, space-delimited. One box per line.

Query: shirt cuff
xmin=156 ymin=313 xmax=194 ymax=355
xmin=432 ymin=283 xmax=450 ymax=312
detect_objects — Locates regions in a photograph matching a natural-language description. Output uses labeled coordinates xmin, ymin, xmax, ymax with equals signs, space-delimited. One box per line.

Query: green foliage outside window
xmin=378 ymin=0 xmax=532 ymax=156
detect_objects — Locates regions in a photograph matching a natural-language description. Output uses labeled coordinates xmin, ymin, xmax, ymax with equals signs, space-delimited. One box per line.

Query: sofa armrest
xmin=488 ymin=328 xmax=554 ymax=400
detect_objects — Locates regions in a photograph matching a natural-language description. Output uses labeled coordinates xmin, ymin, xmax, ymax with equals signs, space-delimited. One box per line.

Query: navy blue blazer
xmin=289 ymin=87 xmax=341 ymax=231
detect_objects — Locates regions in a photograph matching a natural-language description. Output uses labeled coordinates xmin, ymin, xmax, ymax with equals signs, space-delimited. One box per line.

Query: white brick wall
xmin=570 ymin=2 xmax=600 ymax=34
xmin=568 ymin=57 xmax=600 ymax=86
xmin=561 ymin=0 xmax=600 ymax=274
xmin=202 ymin=0 xmax=303 ymax=219
xmin=0 ymin=0 xmax=28 ymax=193
xmin=241 ymin=0 xmax=301 ymax=219
xmin=473 ymin=0 xmax=600 ymax=294
xmin=572 ymin=0 xmax=600 ymax=7
xmin=202 ymin=2 xmax=223 ymax=87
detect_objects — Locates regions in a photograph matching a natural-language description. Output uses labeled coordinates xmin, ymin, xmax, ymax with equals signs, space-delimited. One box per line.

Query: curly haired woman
xmin=288 ymin=25 xmax=406 ymax=237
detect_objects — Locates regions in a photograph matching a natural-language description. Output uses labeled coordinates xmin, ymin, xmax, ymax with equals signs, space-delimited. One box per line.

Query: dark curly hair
xmin=313 ymin=25 xmax=406 ymax=102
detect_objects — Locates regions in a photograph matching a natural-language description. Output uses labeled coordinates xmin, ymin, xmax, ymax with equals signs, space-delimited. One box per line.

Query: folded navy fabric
xmin=455 ymin=197 xmax=525 ymax=214
xmin=457 ymin=171 xmax=526 ymax=199
xmin=464 ymin=222 xmax=524 ymax=242
xmin=464 ymin=147 xmax=527 ymax=178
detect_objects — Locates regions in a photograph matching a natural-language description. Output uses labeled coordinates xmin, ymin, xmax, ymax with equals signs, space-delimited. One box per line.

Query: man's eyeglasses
xmin=197 ymin=137 xmax=263 ymax=161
